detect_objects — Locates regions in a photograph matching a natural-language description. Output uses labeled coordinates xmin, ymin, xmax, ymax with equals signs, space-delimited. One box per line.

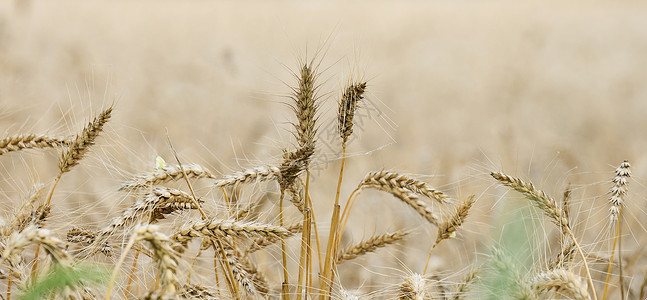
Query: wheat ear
xmin=398 ymin=274 xmax=427 ymax=300
xmin=602 ymin=160 xmax=630 ymax=300
xmin=491 ymin=172 xmax=597 ymax=300
xmin=120 ymin=163 xmax=216 ymax=191
xmin=336 ymin=231 xmax=407 ymax=264
xmin=338 ymin=82 xmax=367 ymax=147
xmin=170 ymin=219 xmax=289 ymax=253
xmin=451 ymin=269 xmax=479 ymax=300
xmin=0 ymin=134 xmax=69 ymax=156
xmin=179 ymin=284 xmax=218 ymax=299
xmin=423 ymin=195 xmax=475 ymax=274
xmin=246 ymin=223 xmax=303 ymax=254
xmin=531 ymin=269 xmax=590 ymax=300
xmin=58 ymin=106 xmax=112 ymax=174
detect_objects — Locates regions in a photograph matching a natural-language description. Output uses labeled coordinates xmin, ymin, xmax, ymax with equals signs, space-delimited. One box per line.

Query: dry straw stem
xmin=336 ymin=231 xmax=407 ymax=264
xmin=0 ymin=134 xmax=69 ymax=156
xmin=213 ymin=165 xmax=280 ymax=189
xmin=398 ymin=273 xmax=427 ymax=300
xmin=58 ymin=106 xmax=112 ymax=174
xmin=338 ymin=81 xmax=367 ymax=147
xmin=491 ymin=172 xmax=597 ymax=300
xmin=170 ymin=219 xmax=289 ymax=253
xmin=246 ymin=222 xmax=303 ymax=254
xmin=531 ymin=269 xmax=590 ymax=300
xmin=121 ymin=164 xmax=217 ymax=191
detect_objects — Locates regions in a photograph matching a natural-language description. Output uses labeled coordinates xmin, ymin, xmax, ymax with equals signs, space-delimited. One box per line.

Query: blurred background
xmin=1 ymin=0 xmax=647 ymax=297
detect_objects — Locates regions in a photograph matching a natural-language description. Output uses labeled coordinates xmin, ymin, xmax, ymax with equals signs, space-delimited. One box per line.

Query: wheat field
xmin=1 ymin=0 xmax=647 ymax=299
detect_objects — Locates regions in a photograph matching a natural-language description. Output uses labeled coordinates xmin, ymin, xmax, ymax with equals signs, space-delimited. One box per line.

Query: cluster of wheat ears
xmin=0 ymin=58 xmax=638 ymax=299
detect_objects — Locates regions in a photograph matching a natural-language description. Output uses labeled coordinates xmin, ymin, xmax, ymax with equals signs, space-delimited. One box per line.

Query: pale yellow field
xmin=1 ymin=0 xmax=647 ymax=298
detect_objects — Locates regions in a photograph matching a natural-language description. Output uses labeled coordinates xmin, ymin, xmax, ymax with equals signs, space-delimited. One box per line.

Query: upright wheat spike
xmin=120 ymin=163 xmax=216 ymax=191
xmin=491 ymin=172 xmax=597 ymax=300
xmin=336 ymin=231 xmax=407 ymax=264
xmin=423 ymin=196 xmax=476 ymax=274
xmin=602 ymin=160 xmax=630 ymax=300
xmin=531 ymin=269 xmax=589 ymax=300
xmin=338 ymin=82 xmax=367 ymax=147
xmin=0 ymin=134 xmax=68 ymax=156
xmin=58 ymin=106 xmax=112 ymax=174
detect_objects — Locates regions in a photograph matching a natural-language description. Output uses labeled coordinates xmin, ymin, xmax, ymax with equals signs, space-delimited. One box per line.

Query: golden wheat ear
xmin=0 ymin=134 xmax=69 ymax=156
xmin=336 ymin=231 xmax=407 ymax=264
xmin=59 ymin=106 xmax=113 ymax=173
xmin=338 ymin=81 xmax=367 ymax=147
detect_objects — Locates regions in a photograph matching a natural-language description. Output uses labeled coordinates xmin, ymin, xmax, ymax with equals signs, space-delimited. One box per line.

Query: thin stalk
xmin=565 ymin=227 xmax=598 ymax=300
xmin=213 ymin=255 xmax=222 ymax=298
xmin=602 ymin=222 xmax=620 ymax=300
xmin=320 ymin=205 xmax=340 ymax=299
xmin=6 ymin=269 xmax=12 ymax=300
xmin=105 ymin=237 xmax=137 ymax=300
xmin=297 ymin=209 xmax=311 ymax=300
xmin=30 ymin=172 xmax=64 ymax=280
xmin=618 ymin=216 xmax=625 ymax=300
xmin=321 ymin=146 xmax=347 ymax=299
xmin=280 ymin=190 xmax=290 ymax=300
xmin=338 ymin=188 xmax=361 ymax=245
xmin=305 ymin=208 xmax=313 ymax=299
xmin=186 ymin=248 xmax=203 ymax=283
xmin=422 ymin=240 xmax=440 ymax=274
xmin=125 ymin=250 xmax=141 ymax=298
